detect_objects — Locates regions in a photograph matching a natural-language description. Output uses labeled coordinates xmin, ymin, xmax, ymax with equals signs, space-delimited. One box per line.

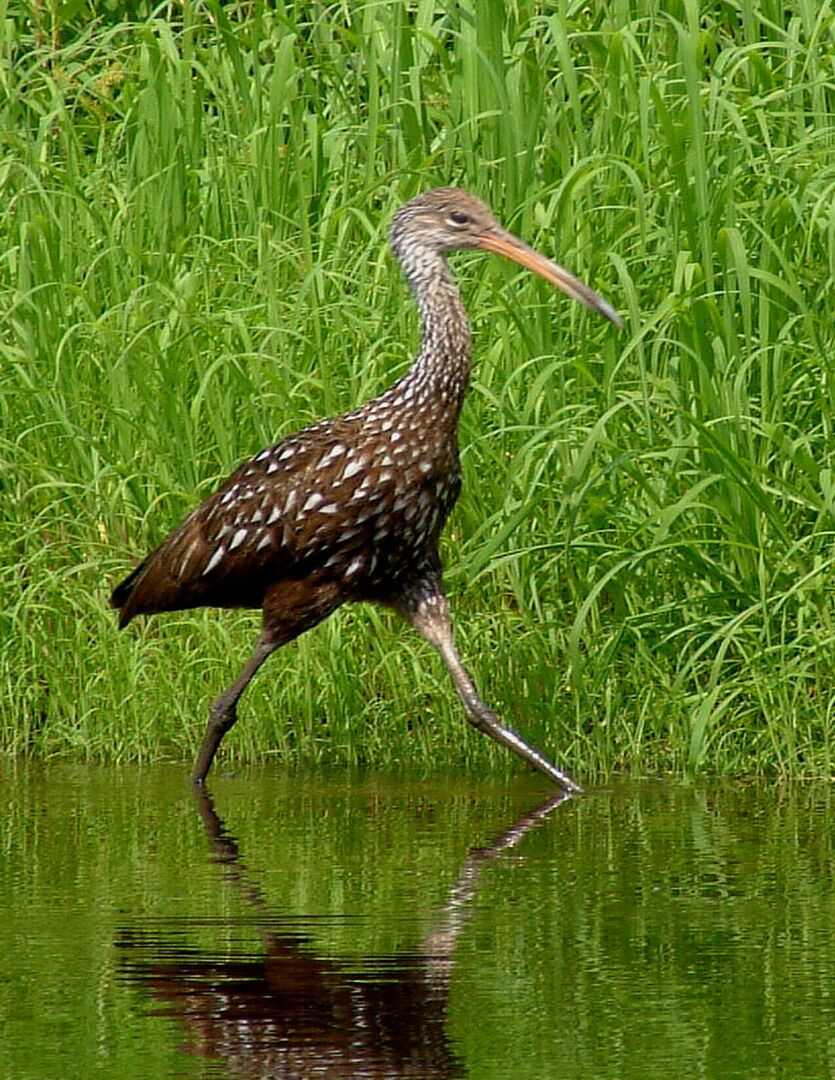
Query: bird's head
xmin=390 ymin=187 xmax=622 ymax=328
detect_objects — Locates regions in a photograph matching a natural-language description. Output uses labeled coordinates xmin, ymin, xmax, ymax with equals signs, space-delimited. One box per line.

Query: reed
xmin=2 ymin=0 xmax=834 ymax=778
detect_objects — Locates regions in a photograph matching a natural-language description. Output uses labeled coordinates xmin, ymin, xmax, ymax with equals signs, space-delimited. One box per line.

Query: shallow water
xmin=1 ymin=764 xmax=833 ymax=1079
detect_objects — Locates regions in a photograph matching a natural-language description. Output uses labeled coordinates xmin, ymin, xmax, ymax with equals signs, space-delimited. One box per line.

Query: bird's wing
xmin=112 ymin=420 xmax=403 ymax=623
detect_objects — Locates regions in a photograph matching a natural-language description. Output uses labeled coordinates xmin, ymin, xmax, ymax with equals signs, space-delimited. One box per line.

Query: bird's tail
xmin=110 ymin=562 xmax=146 ymax=628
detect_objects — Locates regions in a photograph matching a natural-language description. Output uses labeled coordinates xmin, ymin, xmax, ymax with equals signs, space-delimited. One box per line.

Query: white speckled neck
xmin=375 ymin=245 xmax=472 ymax=430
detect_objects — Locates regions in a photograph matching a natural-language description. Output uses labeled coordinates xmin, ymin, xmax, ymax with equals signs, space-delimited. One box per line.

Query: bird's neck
xmin=396 ymin=256 xmax=472 ymax=416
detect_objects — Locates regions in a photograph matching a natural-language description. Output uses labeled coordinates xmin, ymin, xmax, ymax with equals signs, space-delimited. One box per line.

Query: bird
xmin=111 ymin=187 xmax=622 ymax=792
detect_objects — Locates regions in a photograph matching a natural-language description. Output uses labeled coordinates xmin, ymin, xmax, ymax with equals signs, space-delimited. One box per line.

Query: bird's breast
xmin=289 ymin=435 xmax=462 ymax=592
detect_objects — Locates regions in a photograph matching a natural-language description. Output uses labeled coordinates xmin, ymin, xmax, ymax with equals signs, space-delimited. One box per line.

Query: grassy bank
xmin=2 ymin=0 xmax=834 ymax=779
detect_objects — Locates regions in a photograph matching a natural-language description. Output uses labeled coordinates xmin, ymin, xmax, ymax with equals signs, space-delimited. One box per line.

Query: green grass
xmin=2 ymin=0 xmax=834 ymax=780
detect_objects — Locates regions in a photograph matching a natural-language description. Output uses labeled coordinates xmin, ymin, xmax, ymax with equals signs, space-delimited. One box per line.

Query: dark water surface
xmin=0 ymin=765 xmax=833 ymax=1079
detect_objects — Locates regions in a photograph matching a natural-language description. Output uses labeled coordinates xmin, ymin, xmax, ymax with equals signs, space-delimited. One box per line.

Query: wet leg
xmin=191 ymin=578 xmax=343 ymax=785
xmin=191 ymin=634 xmax=279 ymax=784
xmin=395 ymin=586 xmax=583 ymax=794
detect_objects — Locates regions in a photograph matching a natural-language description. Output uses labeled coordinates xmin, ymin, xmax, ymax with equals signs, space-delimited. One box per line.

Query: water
xmin=0 ymin=765 xmax=833 ymax=1079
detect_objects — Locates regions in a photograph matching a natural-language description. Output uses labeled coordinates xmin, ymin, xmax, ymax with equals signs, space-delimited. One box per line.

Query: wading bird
xmin=111 ymin=188 xmax=621 ymax=792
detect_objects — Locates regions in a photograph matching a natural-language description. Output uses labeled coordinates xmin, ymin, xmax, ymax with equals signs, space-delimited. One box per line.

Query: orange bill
xmin=478 ymin=227 xmax=623 ymax=329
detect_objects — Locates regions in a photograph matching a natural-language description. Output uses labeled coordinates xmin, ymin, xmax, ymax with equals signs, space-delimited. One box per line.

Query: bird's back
xmin=111 ymin=395 xmax=462 ymax=627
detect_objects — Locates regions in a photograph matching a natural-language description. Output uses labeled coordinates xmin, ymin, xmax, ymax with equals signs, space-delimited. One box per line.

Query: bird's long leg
xmin=394 ymin=587 xmax=583 ymax=794
xmin=191 ymin=634 xmax=279 ymax=785
xmin=192 ymin=581 xmax=343 ymax=785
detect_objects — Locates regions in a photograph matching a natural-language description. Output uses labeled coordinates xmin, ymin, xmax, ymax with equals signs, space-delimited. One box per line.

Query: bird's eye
xmin=448 ymin=211 xmax=471 ymax=226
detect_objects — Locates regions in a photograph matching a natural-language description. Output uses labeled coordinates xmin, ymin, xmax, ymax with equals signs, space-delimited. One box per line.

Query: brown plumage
xmin=111 ymin=188 xmax=621 ymax=791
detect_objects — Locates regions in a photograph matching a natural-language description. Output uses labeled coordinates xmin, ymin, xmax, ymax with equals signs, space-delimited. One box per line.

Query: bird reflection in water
xmin=116 ymin=786 xmax=571 ymax=1078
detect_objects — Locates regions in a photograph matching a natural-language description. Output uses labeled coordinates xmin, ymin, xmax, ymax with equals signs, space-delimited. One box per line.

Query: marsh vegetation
xmin=2 ymin=1 xmax=834 ymax=778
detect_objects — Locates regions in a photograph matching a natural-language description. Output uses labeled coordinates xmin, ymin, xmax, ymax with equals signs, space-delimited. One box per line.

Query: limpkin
xmin=111 ymin=188 xmax=621 ymax=792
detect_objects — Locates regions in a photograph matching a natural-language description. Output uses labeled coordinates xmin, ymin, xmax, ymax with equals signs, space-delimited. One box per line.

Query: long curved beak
xmin=478 ymin=227 xmax=623 ymax=329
